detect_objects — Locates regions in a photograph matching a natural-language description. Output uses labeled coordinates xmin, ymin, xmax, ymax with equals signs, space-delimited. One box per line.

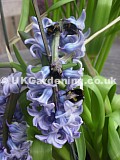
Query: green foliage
xmin=19 ymin=89 xmax=33 ymax=126
xmin=13 ymin=44 xmax=27 ymax=72
xmin=18 ymin=0 xmax=30 ymax=31
xmin=47 ymin=0 xmax=75 ymax=14
xmin=108 ymin=117 xmax=120 ymax=160
xmin=30 ymin=139 xmax=52 ymax=160
xmin=75 ymin=127 xmax=86 ymax=160
xmin=52 ymin=144 xmax=71 ymax=160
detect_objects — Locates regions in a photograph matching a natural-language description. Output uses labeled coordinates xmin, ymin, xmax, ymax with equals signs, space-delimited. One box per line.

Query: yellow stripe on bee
xmin=73 ymin=97 xmax=77 ymax=102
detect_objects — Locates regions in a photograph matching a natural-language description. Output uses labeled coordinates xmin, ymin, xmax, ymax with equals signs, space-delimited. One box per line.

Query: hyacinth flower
xmin=59 ymin=10 xmax=90 ymax=59
xmin=4 ymin=138 xmax=32 ymax=160
xmin=33 ymin=97 xmax=83 ymax=148
xmin=63 ymin=9 xmax=86 ymax=31
xmin=0 ymin=105 xmax=32 ymax=159
xmin=0 ymin=96 xmax=6 ymax=105
xmin=24 ymin=9 xmax=86 ymax=149
xmin=0 ymin=75 xmax=32 ymax=159
xmin=27 ymin=65 xmax=56 ymax=105
xmin=62 ymin=63 xmax=83 ymax=79
xmin=27 ymin=67 xmax=84 ymax=148
xmin=8 ymin=122 xmax=27 ymax=144
xmin=27 ymin=104 xmax=55 ymax=131
xmin=0 ymin=8 xmax=86 ymax=157
xmin=25 ymin=9 xmax=88 ymax=60
xmin=31 ymin=16 xmax=55 ymax=34
xmin=0 ymin=106 xmax=32 ymax=159
xmin=25 ymin=17 xmax=59 ymax=59
xmin=1 ymin=72 xmax=22 ymax=96
xmin=59 ymin=30 xmax=86 ymax=58
xmin=3 ymin=122 xmax=32 ymax=160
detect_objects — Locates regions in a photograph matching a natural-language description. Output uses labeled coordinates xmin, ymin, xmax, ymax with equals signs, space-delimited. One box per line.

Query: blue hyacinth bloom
xmin=1 ymin=72 xmax=22 ymax=96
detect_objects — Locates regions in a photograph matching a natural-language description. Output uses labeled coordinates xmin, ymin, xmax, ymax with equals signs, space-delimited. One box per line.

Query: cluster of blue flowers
xmin=25 ymin=9 xmax=88 ymax=148
xmin=0 ymin=9 xmax=88 ymax=159
xmin=0 ymin=73 xmax=32 ymax=159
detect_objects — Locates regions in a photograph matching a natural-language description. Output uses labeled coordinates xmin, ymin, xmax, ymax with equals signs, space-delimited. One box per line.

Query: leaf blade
xmin=18 ymin=0 xmax=30 ymax=31
xmin=47 ymin=0 xmax=74 ymax=13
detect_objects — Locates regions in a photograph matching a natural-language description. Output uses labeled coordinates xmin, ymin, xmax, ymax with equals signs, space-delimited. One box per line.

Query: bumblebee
xmin=50 ymin=64 xmax=62 ymax=82
xmin=47 ymin=23 xmax=60 ymax=36
xmin=63 ymin=22 xmax=80 ymax=36
xmin=66 ymin=89 xmax=84 ymax=103
xmin=50 ymin=69 xmax=62 ymax=80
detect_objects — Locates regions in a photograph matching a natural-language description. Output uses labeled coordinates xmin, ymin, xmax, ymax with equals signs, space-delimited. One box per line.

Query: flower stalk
xmin=3 ymin=94 xmax=20 ymax=149
xmin=51 ymin=30 xmax=61 ymax=110
xmin=52 ymin=31 xmax=60 ymax=63
xmin=32 ymin=0 xmax=51 ymax=63
xmin=82 ymin=54 xmax=97 ymax=77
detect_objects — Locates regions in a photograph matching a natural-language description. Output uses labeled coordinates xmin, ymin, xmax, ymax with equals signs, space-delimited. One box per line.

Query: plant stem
xmin=3 ymin=94 xmax=20 ymax=149
xmin=52 ymin=32 xmax=60 ymax=63
xmin=32 ymin=0 xmax=51 ymax=63
xmin=52 ymin=31 xmax=60 ymax=110
xmin=0 ymin=62 xmax=11 ymax=68
xmin=53 ymin=0 xmax=58 ymax=21
xmin=66 ymin=3 xmax=70 ymax=18
xmin=71 ymin=143 xmax=77 ymax=160
xmin=0 ymin=62 xmax=23 ymax=71
xmin=0 ymin=0 xmax=10 ymax=52
xmin=82 ymin=54 xmax=97 ymax=77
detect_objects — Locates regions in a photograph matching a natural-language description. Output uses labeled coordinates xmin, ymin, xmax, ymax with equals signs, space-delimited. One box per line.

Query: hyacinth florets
xmin=0 ymin=9 xmax=88 ymax=159
xmin=25 ymin=9 xmax=88 ymax=148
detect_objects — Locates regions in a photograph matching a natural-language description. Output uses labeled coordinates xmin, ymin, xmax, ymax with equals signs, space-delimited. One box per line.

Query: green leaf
xmin=86 ymin=140 xmax=99 ymax=160
xmin=82 ymin=126 xmax=99 ymax=160
xmin=108 ymin=117 xmax=120 ymax=160
xmin=85 ymin=0 xmax=96 ymax=30
xmin=82 ymin=102 xmax=93 ymax=130
xmin=18 ymin=0 xmax=30 ymax=31
xmin=75 ymin=127 xmax=86 ymax=160
xmin=27 ymin=126 xmax=41 ymax=141
xmin=83 ymin=87 xmax=91 ymax=110
xmin=0 ymin=62 xmax=23 ymax=72
xmin=101 ymin=118 xmax=109 ymax=160
xmin=18 ymin=31 xmax=31 ymax=48
xmin=95 ymin=35 xmax=115 ymax=73
xmin=83 ymin=75 xmax=105 ymax=131
xmin=47 ymin=0 xmax=74 ymax=13
xmin=52 ymin=144 xmax=71 ymax=160
xmin=31 ymin=66 xmax=42 ymax=73
xmin=30 ymin=139 xmax=52 ymax=160
xmin=19 ymin=89 xmax=33 ymax=126
xmin=111 ymin=94 xmax=120 ymax=111
xmin=62 ymin=63 xmax=77 ymax=70
xmin=29 ymin=0 xmax=36 ymax=16
xmin=83 ymin=75 xmax=105 ymax=159
xmin=87 ymin=0 xmax=113 ymax=56
xmin=93 ymin=75 xmax=116 ymax=102
xmin=45 ymin=0 xmax=49 ymax=10
xmin=13 ymin=45 xmax=27 ymax=72
xmin=10 ymin=62 xmax=23 ymax=72
xmin=107 ymin=109 xmax=120 ymax=125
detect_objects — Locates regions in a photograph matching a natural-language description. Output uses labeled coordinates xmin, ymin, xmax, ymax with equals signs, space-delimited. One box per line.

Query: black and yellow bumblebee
xmin=66 ymin=89 xmax=84 ymax=103
xmin=50 ymin=63 xmax=62 ymax=82
xmin=63 ymin=22 xmax=80 ymax=36
xmin=46 ymin=23 xmax=60 ymax=36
